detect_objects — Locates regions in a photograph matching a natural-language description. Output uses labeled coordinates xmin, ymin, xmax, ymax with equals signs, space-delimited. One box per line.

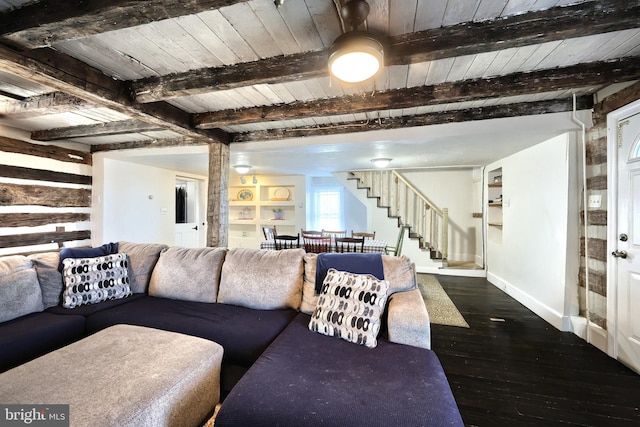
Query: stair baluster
xmin=349 ymin=170 xmax=449 ymax=265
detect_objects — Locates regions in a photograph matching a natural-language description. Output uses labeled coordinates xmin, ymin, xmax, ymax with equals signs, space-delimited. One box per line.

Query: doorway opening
xmin=175 ymin=177 xmax=205 ymax=247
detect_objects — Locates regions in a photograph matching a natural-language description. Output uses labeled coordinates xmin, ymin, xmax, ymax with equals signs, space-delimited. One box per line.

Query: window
xmin=308 ymin=178 xmax=344 ymax=231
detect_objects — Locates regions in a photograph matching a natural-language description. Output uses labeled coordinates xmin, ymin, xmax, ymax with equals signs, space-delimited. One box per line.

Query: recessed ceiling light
xmin=371 ymin=158 xmax=391 ymax=168
xmin=233 ymin=165 xmax=252 ymax=174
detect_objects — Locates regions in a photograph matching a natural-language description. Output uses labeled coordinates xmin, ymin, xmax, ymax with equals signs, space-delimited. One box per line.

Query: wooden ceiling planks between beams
xmin=31 ymin=119 xmax=165 ymax=141
xmin=0 ymin=44 xmax=229 ymax=143
xmin=131 ymin=0 xmax=640 ymax=103
xmin=230 ymin=96 xmax=595 ymax=143
xmin=193 ymin=57 xmax=640 ymax=128
xmin=0 ymin=0 xmax=252 ymax=49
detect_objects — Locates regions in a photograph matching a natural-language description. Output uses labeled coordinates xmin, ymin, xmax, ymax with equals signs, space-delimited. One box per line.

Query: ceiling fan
xmin=275 ymin=0 xmax=384 ymax=84
xmin=329 ymin=0 xmax=384 ymax=83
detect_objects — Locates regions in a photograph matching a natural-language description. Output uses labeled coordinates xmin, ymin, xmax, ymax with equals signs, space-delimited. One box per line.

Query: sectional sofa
xmin=0 ymin=242 xmax=463 ymax=426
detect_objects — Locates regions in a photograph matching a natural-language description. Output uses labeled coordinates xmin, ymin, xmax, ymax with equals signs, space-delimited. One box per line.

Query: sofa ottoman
xmin=215 ymin=313 xmax=464 ymax=427
xmin=0 ymin=324 xmax=223 ymax=427
xmin=84 ymin=295 xmax=298 ymax=392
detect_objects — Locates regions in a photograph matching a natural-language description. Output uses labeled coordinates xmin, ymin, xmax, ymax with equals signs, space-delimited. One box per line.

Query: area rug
xmin=417 ymin=274 xmax=470 ymax=328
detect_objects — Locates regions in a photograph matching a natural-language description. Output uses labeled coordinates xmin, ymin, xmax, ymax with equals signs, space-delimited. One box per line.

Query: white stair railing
xmin=352 ymin=170 xmax=448 ymax=261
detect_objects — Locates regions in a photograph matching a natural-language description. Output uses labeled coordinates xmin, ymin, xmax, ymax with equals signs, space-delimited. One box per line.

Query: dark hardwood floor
xmin=432 ymin=275 xmax=640 ymax=427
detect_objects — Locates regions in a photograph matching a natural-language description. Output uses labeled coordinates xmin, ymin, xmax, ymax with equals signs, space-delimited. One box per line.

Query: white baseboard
xmin=570 ymin=316 xmax=609 ymax=353
xmin=487 ymin=272 xmax=567 ymax=331
xmin=475 ymin=254 xmax=484 ymax=268
xmin=417 ymin=266 xmax=486 ymax=277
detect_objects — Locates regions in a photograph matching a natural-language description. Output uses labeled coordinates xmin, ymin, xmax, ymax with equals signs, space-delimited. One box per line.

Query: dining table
xmin=260 ymin=239 xmax=388 ymax=254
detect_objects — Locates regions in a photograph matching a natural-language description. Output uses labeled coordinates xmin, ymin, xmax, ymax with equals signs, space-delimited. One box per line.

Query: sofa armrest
xmin=386 ymin=288 xmax=431 ymax=349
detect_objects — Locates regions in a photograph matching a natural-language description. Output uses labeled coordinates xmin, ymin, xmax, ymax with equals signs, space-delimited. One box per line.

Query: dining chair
xmin=303 ymin=235 xmax=332 ymax=253
xmin=351 ymin=230 xmax=375 ymax=239
xmin=386 ymin=225 xmax=406 ymax=256
xmin=301 ymin=229 xmax=323 ymax=237
xmin=262 ymin=226 xmax=277 ymax=240
xmin=273 ymin=234 xmax=300 ymax=250
xmin=321 ymin=230 xmax=347 ymax=239
xmin=335 ymin=237 xmax=365 ymax=253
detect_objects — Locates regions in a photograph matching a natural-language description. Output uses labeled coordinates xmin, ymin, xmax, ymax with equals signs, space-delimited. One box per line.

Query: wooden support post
xmin=206 ymin=141 xmax=229 ymax=247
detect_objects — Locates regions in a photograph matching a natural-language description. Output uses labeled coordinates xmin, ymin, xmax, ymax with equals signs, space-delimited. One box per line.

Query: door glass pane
xmin=632 ymin=139 xmax=640 ymax=160
xmin=633 ymin=172 xmax=640 ymax=246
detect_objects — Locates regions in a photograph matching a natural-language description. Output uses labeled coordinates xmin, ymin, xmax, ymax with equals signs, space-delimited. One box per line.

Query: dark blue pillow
xmin=58 ymin=242 xmax=119 ymax=272
xmin=315 ymin=252 xmax=384 ymax=294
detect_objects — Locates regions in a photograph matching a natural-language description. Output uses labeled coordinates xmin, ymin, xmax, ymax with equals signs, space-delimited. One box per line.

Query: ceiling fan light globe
xmin=329 ymin=31 xmax=383 ymax=83
xmin=330 ymin=51 xmax=381 ymax=83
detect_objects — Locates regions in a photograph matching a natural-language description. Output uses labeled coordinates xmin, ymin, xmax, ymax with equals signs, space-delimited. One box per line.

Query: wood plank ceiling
xmin=0 ymin=0 xmax=639 ymax=155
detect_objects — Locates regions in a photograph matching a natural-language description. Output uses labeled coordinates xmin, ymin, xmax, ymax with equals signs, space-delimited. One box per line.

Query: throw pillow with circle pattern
xmin=309 ymin=268 xmax=390 ymax=348
xmin=62 ymin=253 xmax=131 ymax=309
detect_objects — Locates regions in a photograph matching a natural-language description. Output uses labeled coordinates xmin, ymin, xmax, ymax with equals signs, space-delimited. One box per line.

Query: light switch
xmin=160 ymin=207 xmax=168 ymax=215
xmin=588 ymin=195 xmax=601 ymax=208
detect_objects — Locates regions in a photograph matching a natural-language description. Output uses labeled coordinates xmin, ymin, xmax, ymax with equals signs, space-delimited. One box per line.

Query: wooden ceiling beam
xmin=194 ymin=57 xmax=639 ymax=128
xmin=131 ymin=0 xmax=640 ymax=103
xmin=0 ymin=92 xmax=94 ymax=118
xmin=31 ymin=119 xmax=165 ymax=141
xmin=90 ymin=137 xmax=204 ymax=153
xmin=230 ymin=96 xmax=594 ymax=143
xmin=0 ymin=0 xmax=251 ymax=49
xmin=0 ymin=44 xmax=229 ymax=143
xmin=388 ymin=0 xmax=640 ymax=66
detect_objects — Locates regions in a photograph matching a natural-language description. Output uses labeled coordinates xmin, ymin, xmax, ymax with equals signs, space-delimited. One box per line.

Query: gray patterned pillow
xmin=309 ymin=268 xmax=390 ymax=348
xmin=62 ymin=253 xmax=132 ymax=309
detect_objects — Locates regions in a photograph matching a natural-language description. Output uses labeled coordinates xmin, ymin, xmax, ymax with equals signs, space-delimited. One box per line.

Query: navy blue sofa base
xmin=215 ymin=313 xmax=464 ymax=427
xmin=0 ymin=312 xmax=86 ymax=372
xmin=84 ymin=295 xmax=298 ymax=392
xmin=85 ymin=295 xmax=297 ymax=367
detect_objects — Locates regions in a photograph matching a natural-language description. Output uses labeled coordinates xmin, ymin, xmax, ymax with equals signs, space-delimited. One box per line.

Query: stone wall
xmin=579 ymin=81 xmax=640 ymax=329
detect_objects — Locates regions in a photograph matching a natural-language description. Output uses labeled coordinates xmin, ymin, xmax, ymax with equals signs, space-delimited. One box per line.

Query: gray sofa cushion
xmin=300 ymin=253 xmax=318 ymax=315
xmin=118 ymin=242 xmax=168 ymax=293
xmin=28 ymin=252 xmax=63 ymax=309
xmin=382 ymin=255 xmax=417 ymax=294
xmin=149 ymin=246 xmax=226 ymax=303
xmin=0 ymin=256 xmax=44 ymax=323
xmin=218 ymin=248 xmax=304 ymax=310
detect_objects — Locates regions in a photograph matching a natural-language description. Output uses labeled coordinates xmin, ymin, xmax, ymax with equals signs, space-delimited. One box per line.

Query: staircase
xmin=348 ymin=170 xmax=449 ymax=264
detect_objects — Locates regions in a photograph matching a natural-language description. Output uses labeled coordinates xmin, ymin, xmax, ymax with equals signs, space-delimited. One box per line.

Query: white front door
xmin=612 ymin=106 xmax=640 ymax=373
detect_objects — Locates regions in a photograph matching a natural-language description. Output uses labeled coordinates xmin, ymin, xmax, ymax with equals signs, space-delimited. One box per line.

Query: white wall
xmin=472 ymin=168 xmax=484 ymax=267
xmin=343 ymin=189 xmax=367 ymax=234
xmin=486 ymin=132 xmax=580 ymax=331
xmin=402 ymin=168 xmax=478 ymax=263
xmin=92 ymin=155 xmax=207 ymax=246
xmin=337 ymin=168 xmax=478 ymax=273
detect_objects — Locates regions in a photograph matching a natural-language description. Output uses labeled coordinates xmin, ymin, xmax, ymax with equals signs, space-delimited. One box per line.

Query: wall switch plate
xmin=588 ymin=195 xmax=602 ymax=208
xmin=160 ymin=207 xmax=168 ymax=215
